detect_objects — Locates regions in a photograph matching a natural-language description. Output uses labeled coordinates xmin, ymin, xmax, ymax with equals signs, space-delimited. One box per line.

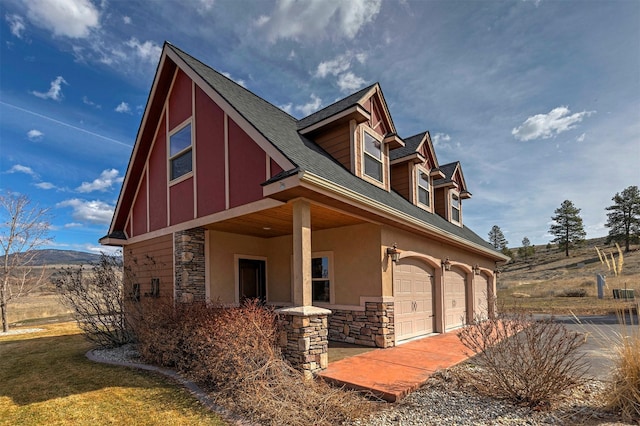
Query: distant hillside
xmin=23 ymin=249 xmax=105 ymax=266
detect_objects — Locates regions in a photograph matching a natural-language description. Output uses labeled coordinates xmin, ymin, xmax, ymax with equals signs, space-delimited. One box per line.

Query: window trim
xmin=415 ymin=165 xmax=431 ymax=211
xmin=168 ymin=119 xmax=193 ymax=183
xmin=450 ymin=191 xmax=462 ymax=225
xmin=311 ymin=251 xmax=334 ymax=306
xmin=361 ymin=127 xmax=386 ymax=188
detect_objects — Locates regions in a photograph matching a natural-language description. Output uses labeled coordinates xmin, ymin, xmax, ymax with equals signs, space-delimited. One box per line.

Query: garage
xmin=444 ymin=268 xmax=467 ymax=330
xmin=394 ymin=258 xmax=435 ymax=341
xmin=474 ymin=273 xmax=490 ymax=321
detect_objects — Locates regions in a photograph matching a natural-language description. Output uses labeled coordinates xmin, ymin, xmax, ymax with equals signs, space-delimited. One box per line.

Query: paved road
xmin=544 ymin=314 xmax=638 ymax=381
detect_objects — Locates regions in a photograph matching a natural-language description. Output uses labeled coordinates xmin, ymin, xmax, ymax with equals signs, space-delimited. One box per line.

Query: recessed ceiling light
xmin=263 ymin=227 xmax=271 ymax=230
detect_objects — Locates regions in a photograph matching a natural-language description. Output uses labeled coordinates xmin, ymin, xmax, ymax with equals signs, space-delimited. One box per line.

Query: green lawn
xmin=0 ymin=323 xmax=226 ymax=426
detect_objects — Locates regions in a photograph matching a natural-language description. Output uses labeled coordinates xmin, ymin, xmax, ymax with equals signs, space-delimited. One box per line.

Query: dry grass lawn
xmin=498 ymin=240 xmax=640 ymax=315
xmin=0 ymin=323 xmax=226 ymax=426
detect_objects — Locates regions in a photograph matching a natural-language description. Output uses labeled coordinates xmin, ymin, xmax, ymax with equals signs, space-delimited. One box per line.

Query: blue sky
xmin=1 ymin=0 xmax=638 ymax=254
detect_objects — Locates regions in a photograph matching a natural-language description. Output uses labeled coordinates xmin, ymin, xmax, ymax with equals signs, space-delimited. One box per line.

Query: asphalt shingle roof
xmin=168 ymin=43 xmax=497 ymax=254
xmin=389 ymin=131 xmax=426 ymax=161
xmin=296 ymin=84 xmax=376 ymax=130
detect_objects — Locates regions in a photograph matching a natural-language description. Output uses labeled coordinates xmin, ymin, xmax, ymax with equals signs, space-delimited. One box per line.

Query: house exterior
xmin=101 ymin=42 xmax=508 ymax=376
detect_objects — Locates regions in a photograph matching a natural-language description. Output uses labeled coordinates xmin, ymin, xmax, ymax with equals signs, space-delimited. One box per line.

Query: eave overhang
xmin=262 ymin=171 xmax=508 ymax=262
xmin=390 ymin=152 xmax=425 ymax=165
xmin=430 ymin=168 xmax=446 ymax=179
xmin=298 ymin=104 xmax=370 ymax=135
xmin=383 ymin=133 xmax=405 ymax=150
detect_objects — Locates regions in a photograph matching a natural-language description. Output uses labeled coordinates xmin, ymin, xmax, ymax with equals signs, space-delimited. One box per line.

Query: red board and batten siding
xmin=148 ymin=111 xmax=168 ymax=232
xmin=228 ymin=119 xmax=266 ymax=208
xmin=127 ymin=68 xmax=275 ymax=238
xmin=195 ymin=86 xmax=226 ymax=216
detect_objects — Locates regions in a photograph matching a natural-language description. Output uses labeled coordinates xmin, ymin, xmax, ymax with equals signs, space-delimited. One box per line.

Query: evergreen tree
xmin=549 ymin=200 xmax=586 ymax=257
xmin=519 ymin=236 xmax=535 ymax=259
xmin=605 ymin=185 xmax=640 ymax=252
xmin=488 ymin=225 xmax=508 ymax=250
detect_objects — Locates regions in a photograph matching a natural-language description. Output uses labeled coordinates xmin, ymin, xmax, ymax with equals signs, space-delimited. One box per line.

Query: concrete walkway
xmin=319 ymin=331 xmax=470 ymax=402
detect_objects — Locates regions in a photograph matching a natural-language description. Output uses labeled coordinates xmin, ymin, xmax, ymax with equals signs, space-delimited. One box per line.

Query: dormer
xmin=389 ymin=131 xmax=444 ymax=212
xmin=297 ymin=83 xmax=403 ymax=192
xmin=433 ymin=161 xmax=471 ymax=226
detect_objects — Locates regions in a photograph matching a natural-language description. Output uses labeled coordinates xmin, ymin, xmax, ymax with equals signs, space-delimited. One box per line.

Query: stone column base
xmin=276 ymin=305 xmax=332 ymax=379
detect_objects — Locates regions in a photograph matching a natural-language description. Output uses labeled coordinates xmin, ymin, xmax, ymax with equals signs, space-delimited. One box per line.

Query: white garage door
xmin=444 ymin=268 xmax=467 ymax=330
xmin=394 ymin=258 xmax=435 ymax=341
xmin=474 ymin=274 xmax=490 ymax=321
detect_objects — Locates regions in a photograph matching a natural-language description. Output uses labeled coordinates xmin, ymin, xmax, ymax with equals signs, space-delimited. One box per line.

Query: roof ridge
xmin=297 ymin=82 xmax=377 ymax=127
xmin=166 ymin=42 xmax=298 ymax=123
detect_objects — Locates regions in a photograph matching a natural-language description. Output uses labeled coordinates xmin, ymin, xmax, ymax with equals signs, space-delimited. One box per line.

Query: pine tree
xmin=549 ymin=200 xmax=586 ymax=257
xmin=519 ymin=236 xmax=535 ymax=259
xmin=605 ymin=185 xmax=640 ymax=252
xmin=488 ymin=225 xmax=508 ymax=250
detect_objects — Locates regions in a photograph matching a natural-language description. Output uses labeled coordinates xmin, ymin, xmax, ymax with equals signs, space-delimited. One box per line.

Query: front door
xmin=239 ymin=259 xmax=266 ymax=303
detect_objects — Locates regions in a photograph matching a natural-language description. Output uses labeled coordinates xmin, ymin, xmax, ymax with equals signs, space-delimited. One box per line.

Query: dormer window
xmin=363 ymin=130 xmax=383 ymax=182
xmin=451 ymin=193 xmax=461 ymax=224
xmin=416 ymin=167 xmax=431 ymax=209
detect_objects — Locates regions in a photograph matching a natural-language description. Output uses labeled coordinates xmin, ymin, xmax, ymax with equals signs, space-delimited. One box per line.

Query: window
xmin=150 ymin=278 xmax=160 ymax=298
xmin=363 ymin=131 xmax=383 ymax=182
xmin=169 ymin=123 xmax=192 ymax=180
xmin=311 ymin=256 xmax=331 ymax=303
xmin=451 ymin=193 xmax=461 ymax=223
xmin=416 ymin=168 xmax=430 ymax=208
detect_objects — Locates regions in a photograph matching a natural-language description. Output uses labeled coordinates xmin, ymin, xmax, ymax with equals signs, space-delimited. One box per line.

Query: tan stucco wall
xmin=312 ymin=223 xmax=382 ymax=305
xmin=207 ymin=223 xmax=383 ymax=307
xmin=381 ymin=225 xmax=496 ymax=297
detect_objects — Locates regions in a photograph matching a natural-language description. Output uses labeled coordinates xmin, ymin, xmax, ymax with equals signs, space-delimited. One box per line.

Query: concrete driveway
xmin=551 ymin=314 xmax=637 ymax=381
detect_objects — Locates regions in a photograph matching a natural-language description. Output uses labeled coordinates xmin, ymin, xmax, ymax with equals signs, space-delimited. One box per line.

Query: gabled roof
xmin=434 ymin=161 xmax=470 ymax=195
xmin=297 ymin=84 xmax=376 ymax=130
xmin=104 ymin=42 xmax=501 ymax=259
xmin=390 ymin=131 xmax=426 ymax=160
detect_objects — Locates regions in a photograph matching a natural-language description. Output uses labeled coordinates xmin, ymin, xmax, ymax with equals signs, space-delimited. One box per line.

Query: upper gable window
xmin=169 ymin=122 xmax=192 ymax=181
xmin=416 ymin=168 xmax=430 ymax=209
xmin=363 ymin=130 xmax=383 ymax=182
xmin=451 ymin=193 xmax=461 ymax=224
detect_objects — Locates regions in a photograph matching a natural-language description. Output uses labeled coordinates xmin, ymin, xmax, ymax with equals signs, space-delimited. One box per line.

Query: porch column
xmin=292 ymin=199 xmax=312 ymax=306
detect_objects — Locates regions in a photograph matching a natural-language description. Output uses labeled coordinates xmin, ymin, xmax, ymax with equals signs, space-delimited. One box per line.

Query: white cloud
xmin=82 ymin=96 xmax=101 ymax=108
xmin=512 ymin=106 xmax=595 ymax=141
xmin=576 ymin=133 xmax=586 ymax=142
xmin=125 ymin=38 xmax=162 ymax=64
xmin=315 ymin=51 xmax=367 ymax=78
xmin=76 ymin=168 xmax=124 ymax=193
xmin=27 ymin=129 xmax=44 ymax=141
xmin=56 ymin=198 xmax=114 ymax=224
xmin=280 ymin=103 xmax=293 ymax=115
xmin=123 ymin=15 xmax=131 ymax=24
xmin=114 ymin=101 xmax=130 ymax=113
xmin=258 ymin=0 xmax=381 ymax=42
xmin=295 ymin=94 xmax=323 ymax=116
xmin=432 ymin=133 xmax=451 ymax=147
xmin=197 ymin=0 xmax=215 ymax=15
xmin=7 ymin=164 xmax=38 ymax=178
xmin=35 ymin=182 xmax=56 ymax=190
xmin=6 ymin=14 xmax=26 ymax=38
xmin=64 ymin=222 xmax=83 ymax=228
xmin=31 ymin=76 xmax=67 ymax=101
xmin=25 ymin=0 xmax=100 ymax=38
xmin=221 ymin=72 xmax=246 ymax=87
xmin=337 ymin=72 xmax=366 ymax=92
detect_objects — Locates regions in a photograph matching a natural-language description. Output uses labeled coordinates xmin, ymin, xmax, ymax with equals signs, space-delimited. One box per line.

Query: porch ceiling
xmin=205 ymin=203 xmax=367 ymax=238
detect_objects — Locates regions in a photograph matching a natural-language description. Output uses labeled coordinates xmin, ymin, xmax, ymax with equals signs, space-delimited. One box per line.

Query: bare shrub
xmin=132 ymin=300 xmax=371 ymax=425
xmin=54 ymin=253 xmax=133 ymax=348
xmin=605 ymin=310 xmax=640 ymax=421
xmin=458 ymin=312 xmax=588 ymax=408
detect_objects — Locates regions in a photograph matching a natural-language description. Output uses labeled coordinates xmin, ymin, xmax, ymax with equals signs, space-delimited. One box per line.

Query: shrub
xmin=132 ymin=300 xmax=371 ymax=425
xmin=458 ymin=311 xmax=588 ymax=408
xmin=557 ymin=288 xmax=587 ymax=297
xmin=605 ymin=310 xmax=640 ymax=421
xmin=54 ymin=253 xmax=133 ymax=348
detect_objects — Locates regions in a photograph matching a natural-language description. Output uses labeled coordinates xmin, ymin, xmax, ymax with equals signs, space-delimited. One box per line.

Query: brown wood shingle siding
xmin=124 ymin=234 xmax=174 ymax=301
xmin=391 ymin=163 xmax=410 ymax=201
xmin=434 ymin=187 xmax=447 ymax=219
xmin=314 ymin=125 xmax=352 ymax=171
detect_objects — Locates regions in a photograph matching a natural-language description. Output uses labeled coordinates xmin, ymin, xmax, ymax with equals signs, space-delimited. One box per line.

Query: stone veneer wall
xmin=277 ymin=310 xmax=330 ymax=379
xmin=328 ymin=302 xmax=395 ymax=348
xmin=174 ymin=227 xmax=206 ymax=303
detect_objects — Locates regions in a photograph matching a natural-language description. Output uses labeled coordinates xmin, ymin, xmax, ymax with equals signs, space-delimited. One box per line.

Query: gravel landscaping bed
xmin=91 ymin=345 xmax=633 ymax=426
xmin=352 ymin=368 xmax=632 ymax=426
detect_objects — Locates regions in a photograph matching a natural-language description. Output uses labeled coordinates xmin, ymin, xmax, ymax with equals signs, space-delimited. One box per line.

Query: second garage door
xmin=444 ymin=268 xmax=467 ymax=330
xmin=394 ymin=258 xmax=435 ymax=341
xmin=474 ymin=274 xmax=490 ymax=321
